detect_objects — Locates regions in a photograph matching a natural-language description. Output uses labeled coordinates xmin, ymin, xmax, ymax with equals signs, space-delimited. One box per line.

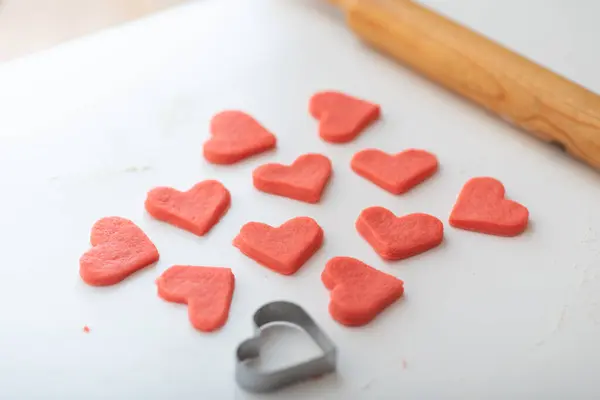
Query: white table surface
xmin=2 ymin=0 xmax=600 ymax=398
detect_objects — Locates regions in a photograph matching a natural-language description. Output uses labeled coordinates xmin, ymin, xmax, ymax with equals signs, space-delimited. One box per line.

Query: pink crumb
xmin=83 ymin=326 xmax=90 ymax=333
xmin=402 ymin=360 xmax=407 ymax=369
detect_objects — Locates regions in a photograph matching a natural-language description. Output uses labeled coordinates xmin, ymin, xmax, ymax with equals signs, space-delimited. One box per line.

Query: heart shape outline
xmin=309 ymin=91 xmax=380 ymax=143
xmin=233 ymin=217 xmax=324 ymax=275
xmin=351 ymin=149 xmax=438 ymax=194
xmin=79 ymin=217 xmax=159 ymax=286
xmin=235 ymin=301 xmax=337 ymax=393
xmin=145 ymin=180 xmax=230 ymax=236
xmin=322 ymin=257 xmax=404 ymax=326
xmin=449 ymin=177 xmax=529 ymax=236
xmin=156 ymin=265 xmax=235 ymax=332
xmin=203 ymin=110 xmax=277 ymax=164
xmin=252 ymin=153 xmax=332 ymax=203
xmin=356 ymin=207 xmax=444 ymax=260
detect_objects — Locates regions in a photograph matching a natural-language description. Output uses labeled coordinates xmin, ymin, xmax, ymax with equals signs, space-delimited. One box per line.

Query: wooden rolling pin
xmin=330 ymin=0 xmax=600 ymax=169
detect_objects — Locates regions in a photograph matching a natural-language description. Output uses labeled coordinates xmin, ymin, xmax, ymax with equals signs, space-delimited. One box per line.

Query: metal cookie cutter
xmin=235 ymin=301 xmax=337 ymax=393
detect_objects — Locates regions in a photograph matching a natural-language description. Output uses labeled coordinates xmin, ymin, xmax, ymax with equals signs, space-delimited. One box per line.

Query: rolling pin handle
xmin=330 ymin=0 xmax=600 ymax=169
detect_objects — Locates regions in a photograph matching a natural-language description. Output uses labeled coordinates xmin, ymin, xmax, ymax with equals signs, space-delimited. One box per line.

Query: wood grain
xmin=335 ymin=0 xmax=600 ymax=168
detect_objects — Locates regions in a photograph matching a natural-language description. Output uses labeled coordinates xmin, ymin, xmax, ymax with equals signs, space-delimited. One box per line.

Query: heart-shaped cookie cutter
xmin=235 ymin=301 xmax=337 ymax=392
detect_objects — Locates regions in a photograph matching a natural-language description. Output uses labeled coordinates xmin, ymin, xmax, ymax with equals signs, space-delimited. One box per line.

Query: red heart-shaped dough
xmin=356 ymin=207 xmax=444 ymax=260
xmin=233 ymin=217 xmax=323 ymax=275
xmin=156 ymin=265 xmax=235 ymax=332
xmin=253 ymin=153 xmax=332 ymax=203
xmin=203 ymin=110 xmax=277 ymax=164
xmin=79 ymin=217 xmax=159 ymax=286
xmin=449 ymin=177 xmax=529 ymax=236
xmin=309 ymin=91 xmax=380 ymax=143
xmin=145 ymin=180 xmax=230 ymax=236
xmin=322 ymin=257 xmax=404 ymax=326
xmin=351 ymin=149 xmax=438 ymax=194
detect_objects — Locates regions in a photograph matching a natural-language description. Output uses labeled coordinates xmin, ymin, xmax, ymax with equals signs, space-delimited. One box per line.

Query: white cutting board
xmin=1 ymin=0 xmax=600 ymax=398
